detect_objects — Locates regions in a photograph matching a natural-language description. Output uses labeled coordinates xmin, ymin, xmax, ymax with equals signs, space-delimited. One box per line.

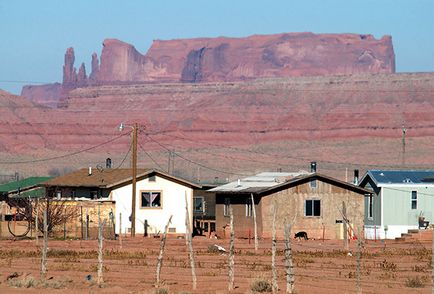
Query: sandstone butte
xmin=4 ymin=32 xmax=434 ymax=180
xmin=21 ymin=32 xmax=395 ymax=107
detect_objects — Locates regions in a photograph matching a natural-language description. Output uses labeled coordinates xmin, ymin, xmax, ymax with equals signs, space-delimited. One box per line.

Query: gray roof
xmin=363 ymin=170 xmax=434 ymax=185
xmin=209 ymin=171 xmax=309 ymax=193
xmin=210 ymin=172 xmax=371 ymax=196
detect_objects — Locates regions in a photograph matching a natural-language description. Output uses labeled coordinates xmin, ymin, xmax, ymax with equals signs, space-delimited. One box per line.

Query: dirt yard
xmin=0 ymin=235 xmax=432 ymax=293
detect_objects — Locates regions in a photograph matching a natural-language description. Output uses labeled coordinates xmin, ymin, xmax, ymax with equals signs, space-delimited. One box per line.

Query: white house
xmin=42 ymin=168 xmax=202 ymax=236
xmin=360 ymin=170 xmax=434 ymax=239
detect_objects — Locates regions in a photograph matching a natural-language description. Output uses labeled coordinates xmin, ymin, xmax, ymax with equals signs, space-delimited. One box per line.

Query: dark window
xmin=411 ymin=191 xmax=417 ymax=210
xmin=141 ymin=191 xmax=161 ymax=208
xmin=368 ymin=195 xmax=373 ymax=218
xmin=193 ymin=197 xmax=204 ymax=213
xmin=305 ymin=199 xmax=321 ymax=216
xmin=149 ymin=175 xmax=156 ymax=182
xmin=224 ymin=198 xmax=230 ymax=216
xmin=310 ymin=179 xmax=317 ymax=189
xmin=246 ymin=198 xmax=253 ymax=217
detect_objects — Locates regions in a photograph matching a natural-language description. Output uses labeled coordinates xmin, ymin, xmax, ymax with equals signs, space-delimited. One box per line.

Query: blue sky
xmin=0 ymin=0 xmax=433 ymax=94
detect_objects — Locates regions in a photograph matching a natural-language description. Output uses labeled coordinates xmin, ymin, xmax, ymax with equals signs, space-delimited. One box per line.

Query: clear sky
xmin=0 ymin=0 xmax=433 ymax=94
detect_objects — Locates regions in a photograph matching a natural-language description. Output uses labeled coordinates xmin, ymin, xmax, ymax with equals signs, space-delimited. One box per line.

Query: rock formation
xmin=3 ymin=72 xmax=434 ymax=179
xmin=21 ymin=32 xmax=395 ymax=107
xmin=62 ymin=47 xmax=77 ymax=88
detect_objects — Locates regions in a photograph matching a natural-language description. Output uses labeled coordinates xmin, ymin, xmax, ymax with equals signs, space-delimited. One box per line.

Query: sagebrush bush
xmin=405 ymin=276 xmax=424 ymax=288
xmin=250 ymin=278 xmax=272 ymax=293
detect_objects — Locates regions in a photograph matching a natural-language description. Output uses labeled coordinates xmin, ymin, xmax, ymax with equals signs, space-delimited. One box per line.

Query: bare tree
xmin=34 ymin=199 xmax=78 ymax=235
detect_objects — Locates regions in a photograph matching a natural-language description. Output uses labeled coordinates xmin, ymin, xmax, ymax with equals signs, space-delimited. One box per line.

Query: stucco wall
xmin=260 ymin=181 xmax=364 ymax=240
xmin=110 ymin=175 xmax=193 ymax=235
xmin=216 ymin=180 xmax=364 ymax=240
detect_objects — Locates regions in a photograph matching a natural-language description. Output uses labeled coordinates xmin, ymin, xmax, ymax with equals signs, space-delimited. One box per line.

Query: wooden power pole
xmin=131 ymin=123 xmax=138 ymax=237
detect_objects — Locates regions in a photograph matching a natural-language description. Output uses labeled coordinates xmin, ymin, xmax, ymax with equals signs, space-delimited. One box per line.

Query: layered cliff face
xmin=4 ymin=73 xmax=434 ymax=179
xmin=21 ymin=32 xmax=395 ymax=107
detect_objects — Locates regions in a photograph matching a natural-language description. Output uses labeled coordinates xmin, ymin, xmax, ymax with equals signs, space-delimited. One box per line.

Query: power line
xmin=0 ymin=132 xmax=129 ymax=164
xmin=138 ymin=141 xmax=165 ymax=171
xmin=159 ymin=132 xmax=420 ymax=169
xmin=144 ymin=133 xmax=250 ymax=176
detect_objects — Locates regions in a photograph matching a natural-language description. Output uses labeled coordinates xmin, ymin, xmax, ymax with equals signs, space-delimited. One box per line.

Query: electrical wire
xmin=144 ymin=133 xmax=250 ymax=176
xmin=0 ymin=132 xmax=129 ymax=164
xmin=137 ymin=141 xmax=165 ymax=171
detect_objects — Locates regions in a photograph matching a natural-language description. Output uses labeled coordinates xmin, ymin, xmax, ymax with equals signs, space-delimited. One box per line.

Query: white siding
xmin=110 ymin=175 xmax=193 ymax=235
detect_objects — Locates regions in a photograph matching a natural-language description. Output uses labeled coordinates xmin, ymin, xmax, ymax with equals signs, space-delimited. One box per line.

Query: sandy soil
xmin=0 ymin=236 xmax=432 ymax=293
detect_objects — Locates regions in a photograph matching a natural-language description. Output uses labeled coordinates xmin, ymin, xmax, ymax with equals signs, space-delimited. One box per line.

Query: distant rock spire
xmin=77 ymin=63 xmax=87 ymax=87
xmin=62 ymin=47 xmax=77 ymax=88
xmin=89 ymin=52 xmax=99 ymax=84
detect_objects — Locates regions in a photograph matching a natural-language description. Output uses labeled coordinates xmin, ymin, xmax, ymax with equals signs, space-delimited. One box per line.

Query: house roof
xmin=210 ymin=172 xmax=371 ymax=196
xmin=41 ymin=168 xmax=201 ymax=189
xmin=0 ymin=177 xmax=52 ymax=193
xmin=209 ymin=172 xmax=308 ymax=193
xmin=361 ymin=170 xmax=434 ymax=186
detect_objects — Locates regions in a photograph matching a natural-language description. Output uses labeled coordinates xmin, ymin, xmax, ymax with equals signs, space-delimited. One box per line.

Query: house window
xmin=193 ymin=197 xmax=205 ymax=213
xmin=141 ymin=191 xmax=161 ymax=208
xmin=224 ymin=198 xmax=231 ymax=217
xmin=310 ymin=179 xmax=317 ymax=189
xmin=305 ymin=199 xmax=321 ymax=217
xmin=246 ymin=198 xmax=253 ymax=217
xmin=411 ymin=191 xmax=417 ymax=209
xmin=368 ymin=195 xmax=373 ymax=219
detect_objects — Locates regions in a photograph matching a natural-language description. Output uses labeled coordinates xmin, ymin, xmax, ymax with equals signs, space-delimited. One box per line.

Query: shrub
xmin=7 ymin=276 xmax=37 ymax=288
xmin=405 ymin=276 xmax=424 ymax=288
xmin=154 ymin=287 xmax=169 ymax=294
xmin=251 ymin=278 xmax=272 ymax=293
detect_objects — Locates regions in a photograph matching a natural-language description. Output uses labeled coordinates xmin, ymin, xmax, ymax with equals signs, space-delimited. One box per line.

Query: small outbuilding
xmin=210 ymin=172 xmax=370 ymax=240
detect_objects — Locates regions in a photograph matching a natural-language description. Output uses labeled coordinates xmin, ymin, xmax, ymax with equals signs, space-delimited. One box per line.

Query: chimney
xmin=106 ymin=158 xmax=112 ymax=169
xmin=88 ymin=167 xmax=92 ymax=176
xmin=310 ymin=161 xmax=317 ymax=173
xmin=354 ymin=169 xmax=359 ymax=185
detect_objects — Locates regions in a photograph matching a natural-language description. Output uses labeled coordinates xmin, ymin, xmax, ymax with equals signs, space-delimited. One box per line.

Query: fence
xmin=0 ymin=200 xmax=116 ymax=240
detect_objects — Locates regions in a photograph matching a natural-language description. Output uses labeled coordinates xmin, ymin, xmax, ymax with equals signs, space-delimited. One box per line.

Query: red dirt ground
xmin=0 ymin=235 xmax=432 ymax=293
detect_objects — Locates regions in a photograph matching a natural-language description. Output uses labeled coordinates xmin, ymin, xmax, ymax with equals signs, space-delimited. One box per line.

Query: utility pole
xmin=131 ymin=123 xmax=138 ymax=237
xmin=402 ymin=125 xmax=407 ymax=167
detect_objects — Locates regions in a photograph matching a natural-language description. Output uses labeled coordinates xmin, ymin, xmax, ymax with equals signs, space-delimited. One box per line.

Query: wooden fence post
xmin=156 ymin=215 xmax=173 ymax=287
xmin=284 ymin=221 xmax=295 ymax=294
xmin=185 ymin=192 xmax=197 ymax=290
xmin=251 ymin=193 xmax=258 ymax=252
xmin=40 ymin=209 xmax=48 ymax=279
xmin=35 ymin=199 xmax=39 ymax=245
xmin=356 ymin=239 xmax=362 ymax=294
xmin=119 ymin=213 xmax=122 ymax=249
xmin=431 ymin=226 xmax=434 ymax=294
xmin=97 ymin=202 xmax=104 ymax=286
xmin=343 ymin=201 xmax=348 ymax=251
xmin=228 ymin=206 xmax=235 ymax=291
xmin=271 ymin=201 xmax=278 ymax=293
